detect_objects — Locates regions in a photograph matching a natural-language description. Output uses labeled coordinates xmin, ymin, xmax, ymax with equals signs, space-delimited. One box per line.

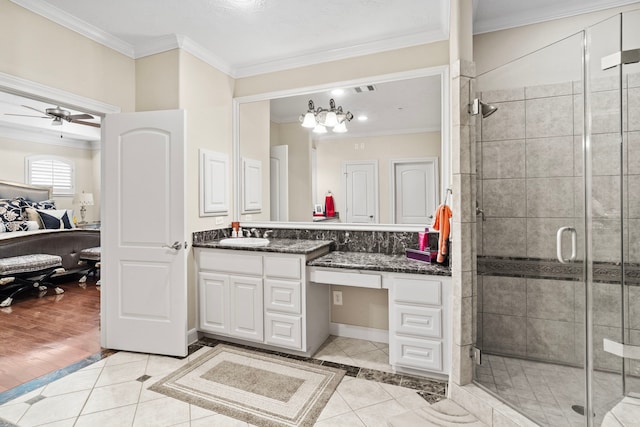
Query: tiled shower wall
xmin=477 ymin=75 xmax=640 ymax=262
xmin=476 ymin=75 xmax=640 ymax=371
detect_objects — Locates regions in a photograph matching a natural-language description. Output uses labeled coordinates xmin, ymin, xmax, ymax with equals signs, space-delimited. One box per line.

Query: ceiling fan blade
xmin=22 ymin=105 xmax=49 ymax=116
xmin=71 ymin=119 xmax=101 ymax=128
xmin=68 ymin=113 xmax=94 ymax=120
xmin=4 ymin=113 xmax=50 ymax=118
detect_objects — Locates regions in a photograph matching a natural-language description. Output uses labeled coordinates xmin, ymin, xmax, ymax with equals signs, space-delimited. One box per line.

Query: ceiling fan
xmin=4 ymin=105 xmax=100 ymax=128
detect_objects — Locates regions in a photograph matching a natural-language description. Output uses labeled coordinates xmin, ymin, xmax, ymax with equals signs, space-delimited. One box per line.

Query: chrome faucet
xmin=263 ymin=230 xmax=273 ymax=238
xmin=250 ymin=228 xmax=260 ymax=238
xmin=244 ymin=229 xmax=252 ymax=237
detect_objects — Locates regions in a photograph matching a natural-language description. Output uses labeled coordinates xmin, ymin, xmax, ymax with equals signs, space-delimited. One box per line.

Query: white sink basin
xmin=218 ymin=238 xmax=270 ymax=247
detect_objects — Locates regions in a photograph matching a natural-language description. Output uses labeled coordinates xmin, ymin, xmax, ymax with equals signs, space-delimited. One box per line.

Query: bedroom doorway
xmin=0 ymin=72 xmax=118 ymax=394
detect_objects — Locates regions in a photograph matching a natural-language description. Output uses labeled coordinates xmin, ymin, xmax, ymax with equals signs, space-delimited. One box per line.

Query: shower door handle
xmin=556 ymin=227 xmax=577 ymax=264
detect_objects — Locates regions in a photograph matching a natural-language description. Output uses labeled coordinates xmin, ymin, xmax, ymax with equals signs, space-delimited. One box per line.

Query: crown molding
xmin=10 ymin=0 xmax=135 ymax=57
xmin=233 ymin=29 xmax=448 ymax=78
xmin=0 ymin=125 xmax=97 ymax=150
xmin=473 ymin=0 xmax=640 ymax=35
xmin=138 ymin=35 xmax=235 ymax=77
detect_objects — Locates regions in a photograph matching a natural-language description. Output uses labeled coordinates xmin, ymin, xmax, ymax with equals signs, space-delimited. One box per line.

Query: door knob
xmin=163 ymin=241 xmax=182 ymax=250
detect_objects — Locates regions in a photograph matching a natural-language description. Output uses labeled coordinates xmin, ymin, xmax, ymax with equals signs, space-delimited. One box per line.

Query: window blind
xmin=27 ymin=158 xmax=74 ymax=195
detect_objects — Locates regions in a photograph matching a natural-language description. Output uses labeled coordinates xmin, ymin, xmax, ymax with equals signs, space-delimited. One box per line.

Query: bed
xmin=0 ymin=180 xmax=100 ymax=272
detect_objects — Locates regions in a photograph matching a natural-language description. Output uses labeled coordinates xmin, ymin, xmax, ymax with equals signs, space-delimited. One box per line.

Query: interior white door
xmin=270 ymin=145 xmax=288 ymax=221
xmin=344 ymin=161 xmax=378 ymax=223
xmin=102 ymin=109 xmax=187 ymax=357
xmin=393 ymin=160 xmax=438 ymax=224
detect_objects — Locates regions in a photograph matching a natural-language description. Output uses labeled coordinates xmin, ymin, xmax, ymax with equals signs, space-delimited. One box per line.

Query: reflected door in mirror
xmin=343 ymin=161 xmax=378 ymax=223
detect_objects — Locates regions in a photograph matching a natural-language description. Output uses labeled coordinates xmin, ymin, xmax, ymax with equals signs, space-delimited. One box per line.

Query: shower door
xmin=585 ymin=10 xmax=640 ymax=426
xmin=473 ymin=8 xmax=640 ymax=426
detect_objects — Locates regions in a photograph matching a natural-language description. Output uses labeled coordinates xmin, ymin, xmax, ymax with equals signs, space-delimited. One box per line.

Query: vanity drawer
xmin=392 ymin=335 xmax=443 ymax=372
xmin=393 ymin=277 xmax=441 ymax=305
xmin=309 ymin=268 xmax=381 ymax=289
xmin=393 ymin=304 xmax=442 ymax=338
xmin=264 ymin=279 xmax=301 ymax=314
xmin=264 ymin=312 xmax=302 ymax=350
xmin=264 ymin=256 xmax=302 ymax=280
xmin=198 ymin=250 xmax=262 ymax=276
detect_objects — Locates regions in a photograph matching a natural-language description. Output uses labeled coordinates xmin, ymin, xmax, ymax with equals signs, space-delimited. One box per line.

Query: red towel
xmin=325 ymin=194 xmax=335 ymax=217
xmin=432 ymin=204 xmax=452 ymax=263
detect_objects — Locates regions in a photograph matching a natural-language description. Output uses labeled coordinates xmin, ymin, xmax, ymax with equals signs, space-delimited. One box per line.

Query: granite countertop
xmin=307 ymin=251 xmax=451 ymax=276
xmin=193 ymin=238 xmax=333 ymax=255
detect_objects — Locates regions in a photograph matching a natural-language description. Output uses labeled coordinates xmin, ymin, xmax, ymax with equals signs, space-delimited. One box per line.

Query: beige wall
xmin=0 ymin=1 xmax=135 ymax=112
xmin=239 ymin=100 xmax=271 ymax=222
xmin=331 ymin=286 xmax=389 ymax=330
xmin=135 ymin=50 xmax=180 ymax=112
xmin=316 ymin=131 xmax=441 ymax=224
xmin=178 ymin=51 xmax=235 ymax=329
xmin=0 ymin=137 xmax=100 ymax=221
xmin=273 ymin=122 xmax=312 ymax=222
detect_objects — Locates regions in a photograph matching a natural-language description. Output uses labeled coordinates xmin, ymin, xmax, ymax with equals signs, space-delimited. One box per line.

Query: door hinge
xmin=602 ymin=48 xmax=640 ymax=70
xmin=471 ymin=346 xmax=482 ymax=365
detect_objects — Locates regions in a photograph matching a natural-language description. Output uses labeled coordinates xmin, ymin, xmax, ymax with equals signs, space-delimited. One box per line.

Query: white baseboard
xmin=188 ymin=328 xmax=200 ymax=345
xmin=329 ymin=322 xmax=389 ymax=344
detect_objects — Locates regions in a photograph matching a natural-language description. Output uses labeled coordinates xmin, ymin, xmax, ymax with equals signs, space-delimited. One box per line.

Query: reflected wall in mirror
xmin=236 ymin=67 xmax=448 ymax=227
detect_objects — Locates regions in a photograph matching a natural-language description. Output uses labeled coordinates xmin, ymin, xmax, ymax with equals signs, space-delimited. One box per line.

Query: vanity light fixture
xmin=300 ymin=99 xmax=354 ymax=133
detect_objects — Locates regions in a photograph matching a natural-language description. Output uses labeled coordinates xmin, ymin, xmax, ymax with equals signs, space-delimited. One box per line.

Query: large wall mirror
xmin=233 ymin=66 xmax=449 ymax=230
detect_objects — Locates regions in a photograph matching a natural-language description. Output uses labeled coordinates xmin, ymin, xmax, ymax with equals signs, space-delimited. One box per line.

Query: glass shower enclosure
xmin=474 ymin=10 xmax=640 ymax=426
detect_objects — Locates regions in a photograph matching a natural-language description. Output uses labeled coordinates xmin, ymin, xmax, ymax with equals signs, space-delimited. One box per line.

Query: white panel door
xmin=229 ymin=275 xmax=263 ymax=341
xmin=393 ymin=160 xmax=438 ymax=224
xmin=102 ymin=109 xmax=187 ymax=357
xmin=344 ymin=161 xmax=378 ymax=223
xmin=269 ymin=145 xmax=288 ymax=221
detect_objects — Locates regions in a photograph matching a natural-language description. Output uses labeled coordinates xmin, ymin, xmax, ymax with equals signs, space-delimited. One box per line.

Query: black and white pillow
xmin=0 ymin=198 xmax=25 ymax=223
xmin=37 ymin=209 xmax=73 ymax=230
xmin=4 ymin=220 xmax=30 ymax=232
xmin=24 ymin=199 xmax=56 ymax=210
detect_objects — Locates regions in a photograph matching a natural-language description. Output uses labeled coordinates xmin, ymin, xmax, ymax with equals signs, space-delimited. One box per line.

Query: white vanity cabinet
xmin=197 ymin=250 xmax=264 ymax=342
xmin=388 ymin=274 xmax=451 ymax=376
xmin=196 ymin=247 xmax=330 ymax=355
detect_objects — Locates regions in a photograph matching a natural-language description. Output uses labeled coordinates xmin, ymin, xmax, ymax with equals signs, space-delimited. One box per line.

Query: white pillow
xmin=25 ymin=221 xmax=40 ymax=231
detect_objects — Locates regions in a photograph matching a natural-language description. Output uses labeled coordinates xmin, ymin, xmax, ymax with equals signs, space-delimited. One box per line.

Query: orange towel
xmin=432 ymin=204 xmax=452 ymax=263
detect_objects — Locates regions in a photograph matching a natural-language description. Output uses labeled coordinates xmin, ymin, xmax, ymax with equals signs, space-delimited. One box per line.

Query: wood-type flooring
xmin=0 ymin=277 xmax=101 ymax=393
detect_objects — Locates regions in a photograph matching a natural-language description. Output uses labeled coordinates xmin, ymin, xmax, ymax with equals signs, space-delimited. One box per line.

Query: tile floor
xmin=475 ymin=353 xmax=640 ymax=427
xmin=0 ymin=336 xmax=447 ymax=427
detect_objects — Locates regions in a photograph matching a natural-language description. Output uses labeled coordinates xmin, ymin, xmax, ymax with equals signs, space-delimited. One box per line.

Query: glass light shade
xmin=301 ymin=112 xmax=316 ymax=128
xmin=312 ymin=124 xmax=327 ymax=134
xmin=333 ymin=122 xmax=348 ymax=133
xmin=324 ymin=111 xmax=338 ymax=127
